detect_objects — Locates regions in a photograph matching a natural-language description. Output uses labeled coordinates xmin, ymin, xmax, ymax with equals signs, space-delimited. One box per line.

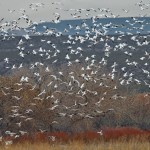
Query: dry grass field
xmin=0 ymin=140 xmax=150 ymax=150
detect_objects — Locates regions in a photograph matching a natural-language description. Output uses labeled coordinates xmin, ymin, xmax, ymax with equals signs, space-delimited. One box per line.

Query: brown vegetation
xmin=0 ymin=140 xmax=150 ymax=150
xmin=0 ymin=64 xmax=150 ymax=139
xmin=0 ymin=128 xmax=150 ymax=150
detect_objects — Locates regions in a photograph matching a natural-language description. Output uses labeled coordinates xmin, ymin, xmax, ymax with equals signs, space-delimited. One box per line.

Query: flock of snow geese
xmin=0 ymin=0 xmax=150 ymax=145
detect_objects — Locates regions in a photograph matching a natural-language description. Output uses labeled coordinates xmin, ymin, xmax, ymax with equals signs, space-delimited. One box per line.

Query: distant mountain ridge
xmin=4 ymin=17 xmax=150 ymax=36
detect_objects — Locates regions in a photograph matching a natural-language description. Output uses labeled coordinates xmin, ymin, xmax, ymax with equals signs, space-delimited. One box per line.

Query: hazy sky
xmin=0 ymin=0 xmax=150 ymax=26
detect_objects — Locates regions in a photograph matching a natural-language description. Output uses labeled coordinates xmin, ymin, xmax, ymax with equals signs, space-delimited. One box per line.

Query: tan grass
xmin=0 ymin=140 xmax=150 ymax=150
